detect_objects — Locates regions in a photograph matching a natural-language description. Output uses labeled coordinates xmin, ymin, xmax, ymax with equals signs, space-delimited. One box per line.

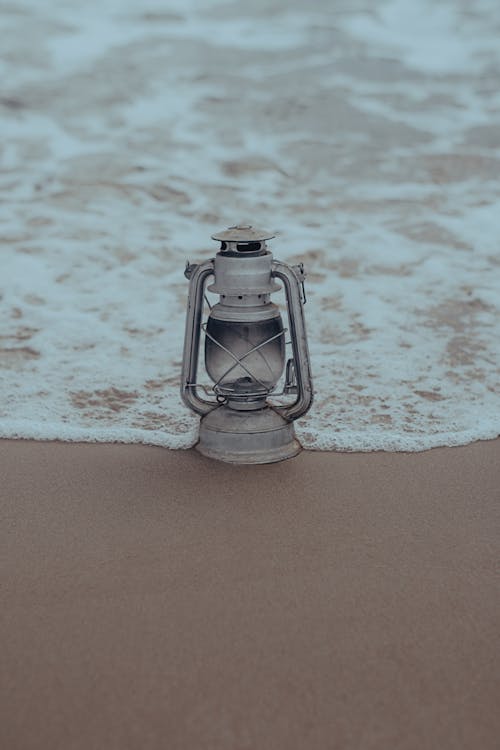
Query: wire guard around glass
xmin=204 ymin=314 xmax=286 ymax=406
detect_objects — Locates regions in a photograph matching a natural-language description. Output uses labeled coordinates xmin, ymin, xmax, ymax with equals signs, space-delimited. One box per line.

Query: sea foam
xmin=1 ymin=0 xmax=499 ymax=451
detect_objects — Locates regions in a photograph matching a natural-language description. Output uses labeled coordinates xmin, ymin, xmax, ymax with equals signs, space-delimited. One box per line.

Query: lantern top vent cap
xmin=211 ymin=225 xmax=275 ymax=243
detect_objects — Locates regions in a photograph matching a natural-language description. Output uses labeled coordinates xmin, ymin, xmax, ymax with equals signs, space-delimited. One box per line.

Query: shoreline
xmin=1 ymin=423 xmax=500 ymax=453
xmin=2 ymin=438 xmax=499 ymax=749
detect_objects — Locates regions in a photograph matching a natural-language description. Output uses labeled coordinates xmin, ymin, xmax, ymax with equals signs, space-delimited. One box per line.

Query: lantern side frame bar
xmin=180 ymin=259 xmax=218 ymax=416
xmin=271 ymin=260 xmax=314 ymax=421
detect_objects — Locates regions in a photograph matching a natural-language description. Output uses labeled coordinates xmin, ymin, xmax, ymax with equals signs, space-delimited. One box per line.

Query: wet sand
xmin=1 ymin=438 xmax=499 ymax=749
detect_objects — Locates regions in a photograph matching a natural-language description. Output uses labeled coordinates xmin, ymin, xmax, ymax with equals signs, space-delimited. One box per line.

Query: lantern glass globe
xmin=205 ymin=315 xmax=285 ymax=397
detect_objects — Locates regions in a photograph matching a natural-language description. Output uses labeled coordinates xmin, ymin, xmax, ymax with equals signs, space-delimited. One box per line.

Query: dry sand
xmin=1 ymin=438 xmax=499 ymax=750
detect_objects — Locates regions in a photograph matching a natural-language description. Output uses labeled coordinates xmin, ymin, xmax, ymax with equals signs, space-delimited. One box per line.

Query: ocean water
xmin=1 ymin=0 xmax=499 ymax=451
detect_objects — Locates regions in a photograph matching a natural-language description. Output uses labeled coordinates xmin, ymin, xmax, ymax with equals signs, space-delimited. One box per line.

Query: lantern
xmin=180 ymin=225 xmax=313 ymax=464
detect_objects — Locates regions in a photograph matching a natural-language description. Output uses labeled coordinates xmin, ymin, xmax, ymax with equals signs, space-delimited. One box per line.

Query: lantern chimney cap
xmin=211 ymin=225 xmax=275 ymax=243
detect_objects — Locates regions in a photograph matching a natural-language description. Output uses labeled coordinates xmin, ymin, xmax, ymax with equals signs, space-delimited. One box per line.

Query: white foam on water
xmin=341 ymin=0 xmax=500 ymax=74
xmin=1 ymin=0 xmax=499 ymax=452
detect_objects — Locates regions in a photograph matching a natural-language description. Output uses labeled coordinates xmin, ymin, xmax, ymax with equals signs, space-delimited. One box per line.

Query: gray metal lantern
xmin=180 ymin=225 xmax=313 ymax=464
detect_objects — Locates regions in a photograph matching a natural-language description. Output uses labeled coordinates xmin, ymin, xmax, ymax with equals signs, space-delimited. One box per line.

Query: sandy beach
xmin=1 ymin=438 xmax=499 ymax=749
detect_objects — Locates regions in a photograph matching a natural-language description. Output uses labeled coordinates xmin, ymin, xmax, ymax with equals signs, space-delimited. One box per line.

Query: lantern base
xmin=196 ymin=404 xmax=302 ymax=464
